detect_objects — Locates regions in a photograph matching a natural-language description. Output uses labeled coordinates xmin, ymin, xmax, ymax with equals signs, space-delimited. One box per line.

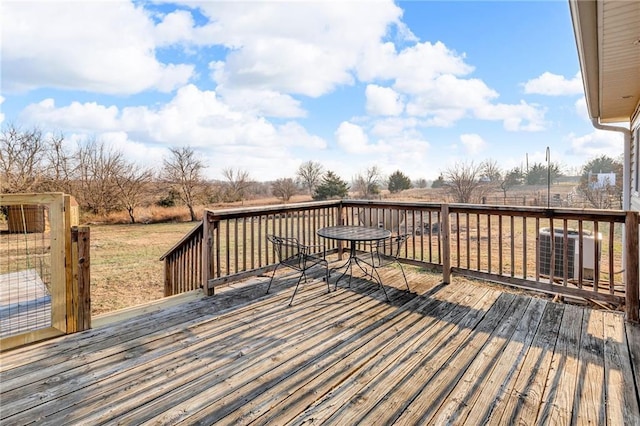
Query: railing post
xmin=441 ymin=203 xmax=451 ymax=284
xmin=76 ymin=226 xmax=91 ymax=331
xmin=203 ymin=211 xmax=216 ymax=296
xmin=337 ymin=202 xmax=344 ymax=260
xmin=625 ymin=211 xmax=639 ymax=323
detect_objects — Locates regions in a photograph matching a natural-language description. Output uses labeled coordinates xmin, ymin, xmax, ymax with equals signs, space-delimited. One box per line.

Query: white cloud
xmin=214 ymin=86 xmax=307 ymax=118
xmin=523 ymin=71 xmax=583 ymax=96
xmin=567 ymin=129 xmax=624 ymax=158
xmin=475 ymin=101 xmax=547 ymax=132
xmin=365 ymin=85 xmax=404 ymax=116
xmin=357 ymin=40 xmax=546 ymax=131
xmin=2 ymin=1 xmax=193 ymax=94
xmin=0 ymin=96 xmax=5 ymax=124
xmin=363 ymin=41 xmax=474 ymax=92
xmin=369 ymin=117 xmax=419 ymax=138
xmin=460 ymin=133 xmax=486 ymax=155
xmin=335 ymin=122 xmax=372 ymax=154
xmin=99 ymin=131 xmax=167 ymax=167
xmin=21 ymin=99 xmax=120 ymax=131
xmin=198 ymin=1 xmax=405 ymax=97
xmin=17 ymin=85 xmax=327 ymax=180
xmin=154 ymin=10 xmax=196 ymax=47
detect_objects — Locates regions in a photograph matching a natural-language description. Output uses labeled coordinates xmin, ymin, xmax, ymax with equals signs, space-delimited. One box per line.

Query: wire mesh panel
xmin=0 ymin=203 xmax=52 ymax=338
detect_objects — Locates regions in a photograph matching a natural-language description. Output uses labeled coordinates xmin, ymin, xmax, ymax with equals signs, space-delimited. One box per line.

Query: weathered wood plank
xmin=488 ymin=301 xmax=564 ymax=425
xmin=461 ymin=297 xmax=548 ymax=424
xmin=537 ymin=304 xmax=584 ymax=424
xmin=573 ymin=309 xmax=605 ymax=424
xmin=225 ymin=282 xmax=481 ymax=425
xmin=603 ymin=312 xmax=640 ymax=425
xmin=1 ymin=279 xmax=346 ymax=421
xmin=426 ymin=295 xmax=538 ymax=425
xmin=134 ymin=287 xmax=420 ymax=425
xmin=289 ymin=285 xmax=500 ymax=426
xmin=45 ymin=288 xmax=378 ymax=425
xmin=44 ymin=283 xmax=384 ymax=424
xmin=1 ymin=271 xmax=638 ymax=426
xmin=0 ymin=269 xmax=324 ymax=372
xmin=368 ymin=293 xmax=521 ymax=425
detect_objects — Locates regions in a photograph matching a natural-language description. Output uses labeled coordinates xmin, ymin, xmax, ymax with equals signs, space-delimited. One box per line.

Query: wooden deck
xmin=2 ymin=265 xmax=640 ymax=425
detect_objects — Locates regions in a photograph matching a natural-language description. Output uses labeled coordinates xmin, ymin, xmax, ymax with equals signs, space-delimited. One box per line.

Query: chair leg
xmin=398 ymin=262 xmax=410 ymax=292
xmin=266 ymin=264 xmax=279 ymax=294
xmin=371 ymin=266 xmax=390 ymax=302
xmin=324 ymin=262 xmax=330 ymax=293
xmin=288 ymin=273 xmax=305 ymax=306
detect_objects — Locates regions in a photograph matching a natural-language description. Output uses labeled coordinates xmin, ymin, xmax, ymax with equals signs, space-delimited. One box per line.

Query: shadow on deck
xmin=2 ymin=263 xmax=640 ymax=425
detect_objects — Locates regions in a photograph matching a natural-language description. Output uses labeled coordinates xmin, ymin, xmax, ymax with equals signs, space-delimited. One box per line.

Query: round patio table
xmin=317 ymin=225 xmax=391 ymax=296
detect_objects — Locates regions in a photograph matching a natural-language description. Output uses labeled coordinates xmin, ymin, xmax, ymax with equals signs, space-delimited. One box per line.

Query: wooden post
xmin=625 ymin=211 xmax=639 ymax=323
xmin=211 ymin=218 xmax=220 ymax=297
xmin=74 ymin=226 xmax=91 ymax=331
xmin=203 ymin=212 xmax=211 ymax=295
xmin=337 ymin=202 xmax=344 ymax=260
xmin=441 ymin=204 xmax=451 ymax=284
xmin=66 ymin=196 xmax=77 ymax=333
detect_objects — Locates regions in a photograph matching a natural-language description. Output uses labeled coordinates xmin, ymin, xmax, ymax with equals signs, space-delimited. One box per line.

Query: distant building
xmin=588 ymin=172 xmax=616 ymax=189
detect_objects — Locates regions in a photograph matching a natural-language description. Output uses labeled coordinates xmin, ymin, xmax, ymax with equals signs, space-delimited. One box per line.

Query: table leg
xmin=331 ymin=242 xmax=389 ymax=302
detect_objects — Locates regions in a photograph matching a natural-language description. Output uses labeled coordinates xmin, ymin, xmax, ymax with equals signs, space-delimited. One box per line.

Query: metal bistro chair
xmin=266 ymin=235 xmax=330 ymax=306
xmin=360 ymin=233 xmax=411 ymax=293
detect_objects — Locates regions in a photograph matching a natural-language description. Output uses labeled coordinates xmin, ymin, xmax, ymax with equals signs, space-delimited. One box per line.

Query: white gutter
xmin=590 ymin=118 xmax=631 ymax=210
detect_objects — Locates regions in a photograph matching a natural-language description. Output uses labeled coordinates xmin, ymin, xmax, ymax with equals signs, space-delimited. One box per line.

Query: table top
xmin=317 ymin=225 xmax=391 ymax=242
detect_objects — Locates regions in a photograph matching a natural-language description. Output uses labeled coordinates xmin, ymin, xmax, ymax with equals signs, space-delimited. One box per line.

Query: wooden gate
xmin=0 ymin=193 xmax=90 ymax=351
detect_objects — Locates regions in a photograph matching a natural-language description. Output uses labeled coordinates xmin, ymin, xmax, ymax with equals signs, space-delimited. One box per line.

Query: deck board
xmin=1 ymin=266 xmax=639 ymax=425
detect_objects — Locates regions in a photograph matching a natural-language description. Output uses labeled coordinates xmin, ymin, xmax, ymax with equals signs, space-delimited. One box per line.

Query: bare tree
xmin=41 ymin=133 xmax=74 ymax=194
xmin=353 ymin=166 xmax=382 ymax=199
xmin=499 ymin=168 xmax=523 ymax=201
xmin=74 ymin=139 xmax=125 ymax=215
xmin=296 ymin=161 xmax=324 ymax=194
xmin=162 ymin=146 xmax=205 ymax=221
xmin=271 ymin=178 xmax=298 ymax=203
xmin=480 ymin=159 xmax=502 ymax=182
xmin=222 ymin=167 xmax=253 ymax=204
xmin=114 ymin=163 xmax=154 ymax=223
xmin=442 ymin=161 xmax=489 ymax=203
xmin=0 ymin=124 xmax=47 ymax=193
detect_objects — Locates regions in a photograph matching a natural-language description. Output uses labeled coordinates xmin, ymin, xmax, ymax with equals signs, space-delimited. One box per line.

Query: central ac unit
xmin=538 ymin=227 xmax=601 ymax=280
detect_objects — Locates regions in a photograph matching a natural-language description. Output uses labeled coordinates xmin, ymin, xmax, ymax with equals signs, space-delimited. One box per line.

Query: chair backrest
xmin=267 ymin=235 xmax=304 ymax=266
xmin=378 ymin=233 xmax=410 ymax=259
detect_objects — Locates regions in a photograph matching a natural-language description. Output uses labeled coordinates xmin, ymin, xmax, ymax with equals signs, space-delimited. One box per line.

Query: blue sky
xmin=0 ymin=0 xmax=624 ymax=183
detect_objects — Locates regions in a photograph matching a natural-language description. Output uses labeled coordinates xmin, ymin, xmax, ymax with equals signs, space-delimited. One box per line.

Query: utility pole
xmin=546 ymin=147 xmax=551 ymax=208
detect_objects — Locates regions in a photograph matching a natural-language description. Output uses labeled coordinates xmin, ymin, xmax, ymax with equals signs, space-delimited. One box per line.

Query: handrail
xmin=159 ymin=221 xmax=203 ymax=261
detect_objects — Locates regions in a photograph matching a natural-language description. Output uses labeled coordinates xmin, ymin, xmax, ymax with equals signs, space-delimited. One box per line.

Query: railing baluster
xmin=487 ymin=214 xmax=492 ymax=273
xmin=609 ymin=221 xmax=615 ymax=295
xmin=594 ymin=220 xmax=600 ymax=292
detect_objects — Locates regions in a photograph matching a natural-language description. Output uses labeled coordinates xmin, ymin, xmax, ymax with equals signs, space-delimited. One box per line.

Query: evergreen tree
xmin=388 ymin=170 xmax=412 ymax=193
xmin=312 ymin=171 xmax=349 ymax=200
xmin=431 ymin=175 xmax=445 ymax=188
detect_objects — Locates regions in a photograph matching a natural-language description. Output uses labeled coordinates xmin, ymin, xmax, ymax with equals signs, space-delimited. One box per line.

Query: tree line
xmin=1 ymin=124 xmax=623 ymax=224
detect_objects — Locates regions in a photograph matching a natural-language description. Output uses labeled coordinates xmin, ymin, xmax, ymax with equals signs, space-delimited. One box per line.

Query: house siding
xmin=632 ymin=102 xmax=640 ymax=211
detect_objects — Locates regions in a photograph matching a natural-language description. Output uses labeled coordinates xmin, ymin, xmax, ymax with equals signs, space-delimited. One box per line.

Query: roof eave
xmin=569 ymin=0 xmax=600 ymax=121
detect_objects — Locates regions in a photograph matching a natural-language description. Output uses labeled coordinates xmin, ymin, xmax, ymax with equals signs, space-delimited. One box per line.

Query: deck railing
xmin=161 ymin=200 xmax=639 ymax=321
xmin=159 ymin=222 xmax=204 ymax=296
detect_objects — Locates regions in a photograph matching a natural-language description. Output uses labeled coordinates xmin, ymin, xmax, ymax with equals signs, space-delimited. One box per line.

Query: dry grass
xmin=90 ymin=221 xmax=197 ymax=315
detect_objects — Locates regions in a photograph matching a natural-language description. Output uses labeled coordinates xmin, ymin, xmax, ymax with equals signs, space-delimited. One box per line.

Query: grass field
xmin=90 ymin=222 xmax=198 ymax=315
